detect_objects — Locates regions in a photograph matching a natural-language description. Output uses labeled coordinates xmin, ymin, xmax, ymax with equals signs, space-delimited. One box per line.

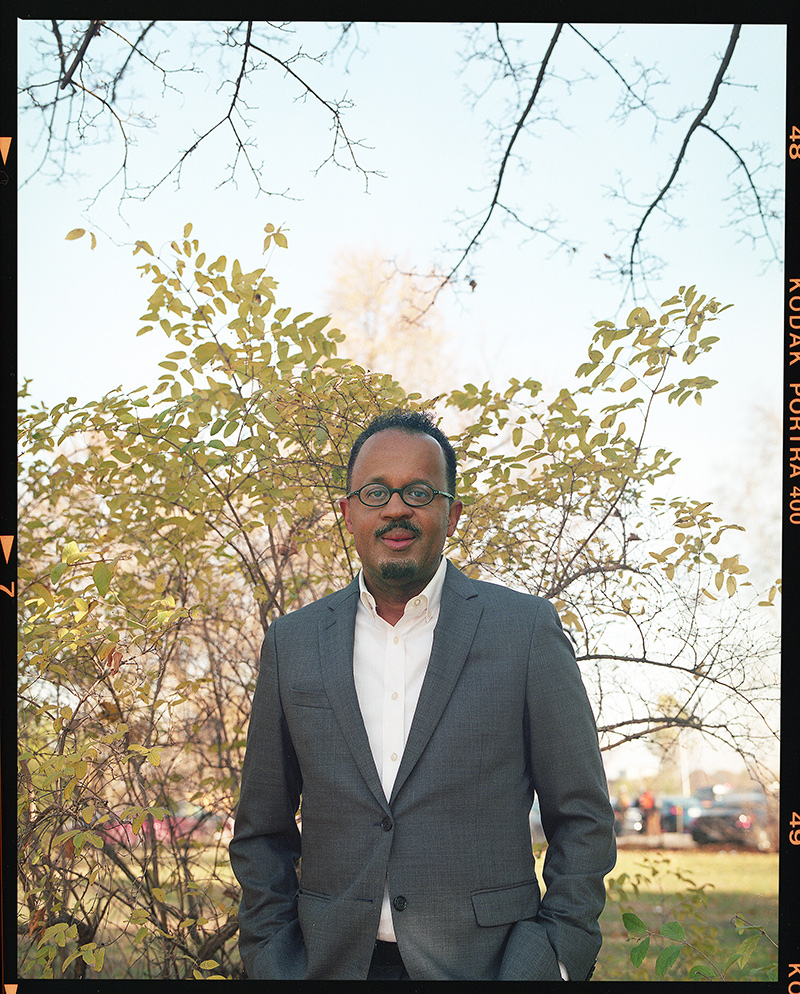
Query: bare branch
xmin=59 ymin=19 xmax=104 ymax=90
xmin=106 ymin=20 xmax=158 ymax=102
xmin=698 ymin=120 xmax=780 ymax=258
xmin=627 ymin=25 xmax=741 ymax=296
xmin=247 ymin=35 xmax=381 ymax=187
xmin=567 ymin=23 xmax=660 ymax=121
xmin=435 ymin=23 xmax=564 ymax=299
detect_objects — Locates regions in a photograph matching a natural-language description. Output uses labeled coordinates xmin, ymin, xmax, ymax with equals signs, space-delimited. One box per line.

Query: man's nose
xmin=381 ymin=491 xmax=412 ymax=516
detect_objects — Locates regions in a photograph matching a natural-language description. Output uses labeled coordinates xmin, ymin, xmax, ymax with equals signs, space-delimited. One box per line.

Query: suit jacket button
xmin=393 ymin=895 xmax=407 ymax=911
xmin=381 ymin=816 xmax=393 ymax=832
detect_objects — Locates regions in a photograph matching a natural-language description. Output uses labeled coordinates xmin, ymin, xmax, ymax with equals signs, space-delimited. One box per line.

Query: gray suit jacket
xmin=230 ymin=562 xmax=616 ymax=981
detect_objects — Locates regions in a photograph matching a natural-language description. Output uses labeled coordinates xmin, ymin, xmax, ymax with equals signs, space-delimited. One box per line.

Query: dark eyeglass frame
xmin=346 ymin=483 xmax=455 ymax=507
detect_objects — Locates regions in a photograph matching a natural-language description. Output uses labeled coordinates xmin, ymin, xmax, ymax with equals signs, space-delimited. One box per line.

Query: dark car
xmin=659 ymin=795 xmax=698 ymax=834
xmin=614 ymin=805 xmax=644 ymax=836
xmin=690 ymin=791 xmax=772 ymax=850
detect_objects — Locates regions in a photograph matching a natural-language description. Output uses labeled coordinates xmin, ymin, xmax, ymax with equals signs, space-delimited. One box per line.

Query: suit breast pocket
xmin=289 ymin=688 xmax=331 ymax=709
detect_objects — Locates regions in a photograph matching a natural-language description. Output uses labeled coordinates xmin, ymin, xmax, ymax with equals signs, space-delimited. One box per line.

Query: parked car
xmin=152 ymin=804 xmax=222 ymax=843
xmin=97 ymin=813 xmax=137 ymax=847
xmin=615 ymin=805 xmax=644 ymax=836
xmin=690 ymin=790 xmax=772 ymax=849
xmin=98 ymin=804 xmax=227 ymax=847
xmin=659 ymin=795 xmax=698 ymax=834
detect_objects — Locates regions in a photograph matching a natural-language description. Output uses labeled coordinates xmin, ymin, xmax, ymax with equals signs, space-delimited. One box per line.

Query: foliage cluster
xmin=605 ymin=853 xmax=777 ymax=981
xmin=17 ymin=224 xmax=778 ymax=977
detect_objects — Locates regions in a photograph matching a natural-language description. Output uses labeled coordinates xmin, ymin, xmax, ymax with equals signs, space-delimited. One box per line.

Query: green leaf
xmin=50 ymin=562 xmax=69 ymax=583
xmin=736 ymin=932 xmax=760 ymax=968
xmin=630 ymin=935 xmax=650 ymax=968
xmin=655 ymin=944 xmax=683 ymax=976
xmin=660 ymin=921 xmax=685 ymax=942
xmin=195 ymin=342 xmax=219 ymax=363
xmin=93 ymin=562 xmax=113 ymax=597
xmin=622 ymin=912 xmax=648 ymax=935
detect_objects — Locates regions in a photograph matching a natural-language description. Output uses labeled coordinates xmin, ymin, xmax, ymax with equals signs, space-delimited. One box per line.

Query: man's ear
xmin=339 ymin=497 xmax=354 ymax=535
xmin=447 ymin=499 xmax=463 ymax=537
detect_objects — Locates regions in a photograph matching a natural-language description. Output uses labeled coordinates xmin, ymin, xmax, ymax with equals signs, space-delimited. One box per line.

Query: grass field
xmin=20 ymin=843 xmax=777 ymax=980
xmin=594 ymin=847 xmax=778 ymax=982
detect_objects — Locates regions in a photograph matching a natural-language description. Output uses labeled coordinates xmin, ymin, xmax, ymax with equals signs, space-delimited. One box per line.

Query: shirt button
xmin=381 ymin=816 xmax=393 ymax=832
xmin=393 ymin=895 xmax=407 ymax=912
xmin=393 ymin=636 xmax=399 ymax=644
xmin=390 ymin=752 xmax=398 ymax=762
xmin=391 ymin=692 xmax=398 ymax=700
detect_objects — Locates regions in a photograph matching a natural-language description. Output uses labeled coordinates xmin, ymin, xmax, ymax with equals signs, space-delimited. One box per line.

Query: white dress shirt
xmin=353 ymin=555 xmax=447 ymax=940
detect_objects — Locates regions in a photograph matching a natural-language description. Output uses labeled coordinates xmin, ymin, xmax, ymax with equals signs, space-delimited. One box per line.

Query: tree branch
xmin=432 ymin=23 xmax=564 ymax=304
xmin=59 ymin=19 xmax=104 ymax=90
xmin=627 ymin=25 xmax=741 ymax=295
xmin=698 ymin=120 xmax=780 ymax=258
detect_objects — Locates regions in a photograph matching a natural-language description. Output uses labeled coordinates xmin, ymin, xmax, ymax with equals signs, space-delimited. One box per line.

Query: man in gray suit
xmin=230 ymin=409 xmax=616 ymax=981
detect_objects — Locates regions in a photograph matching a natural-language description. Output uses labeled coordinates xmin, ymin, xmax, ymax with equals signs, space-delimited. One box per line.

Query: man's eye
xmin=406 ymin=486 xmax=432 ymax=500
xmin=364 ymin=486 xmax=388 ymax=501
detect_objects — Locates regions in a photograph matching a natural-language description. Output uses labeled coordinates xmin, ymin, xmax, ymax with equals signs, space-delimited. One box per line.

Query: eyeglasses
xmin=346 ymin=483 xmax=455 ymax=507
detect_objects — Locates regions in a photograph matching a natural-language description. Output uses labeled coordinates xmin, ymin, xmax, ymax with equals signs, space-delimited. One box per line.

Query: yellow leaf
xmin=66 ymin=228 xmax=85 ymax=240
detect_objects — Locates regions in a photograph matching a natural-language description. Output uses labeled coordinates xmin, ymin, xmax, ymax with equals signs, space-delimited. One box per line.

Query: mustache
xmin=375 ymin=522 xmax=422 ymax=539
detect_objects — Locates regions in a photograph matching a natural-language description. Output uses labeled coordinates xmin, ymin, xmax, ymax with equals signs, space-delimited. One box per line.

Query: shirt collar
xmin=358 ymin=556 xmax=448 ymax=624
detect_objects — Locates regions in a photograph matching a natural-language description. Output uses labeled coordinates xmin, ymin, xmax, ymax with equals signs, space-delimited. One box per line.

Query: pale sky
xmin=17 ymin=20 xmax=785 ymax=780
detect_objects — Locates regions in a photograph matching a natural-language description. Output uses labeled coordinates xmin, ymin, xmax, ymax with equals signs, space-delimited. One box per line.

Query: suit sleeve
xmin=229 ymin=624 xmax=307 ymax=980
xmin=512 ymin=598 xmax=616 ymax=982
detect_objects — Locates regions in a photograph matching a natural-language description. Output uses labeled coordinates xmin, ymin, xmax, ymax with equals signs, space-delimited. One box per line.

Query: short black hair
xmin=346 ymin=409 xmax=457 ymax=496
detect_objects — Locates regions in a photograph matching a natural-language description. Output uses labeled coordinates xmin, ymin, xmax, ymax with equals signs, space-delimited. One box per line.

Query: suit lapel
xmin=318 ymin=579 xmax=388 ymax=809
xmin=390 ymin=564 xmax=483 ymax=803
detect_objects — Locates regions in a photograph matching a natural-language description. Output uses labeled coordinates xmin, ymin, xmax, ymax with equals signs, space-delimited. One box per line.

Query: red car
xmin=98 ymin=806 xmax=224 ymax=847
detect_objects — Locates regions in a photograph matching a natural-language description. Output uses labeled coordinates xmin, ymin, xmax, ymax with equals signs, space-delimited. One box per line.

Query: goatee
xmin=379 ymin=561 xmax=417 ymax=581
